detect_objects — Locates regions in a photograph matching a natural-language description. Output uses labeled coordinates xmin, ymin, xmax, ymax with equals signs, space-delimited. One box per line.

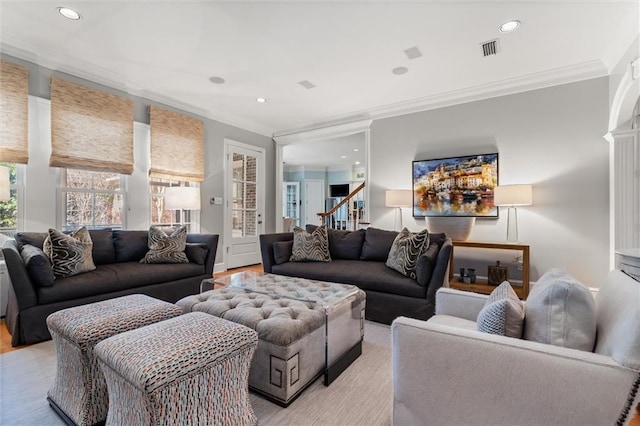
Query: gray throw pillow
xmin=290 ymin=226 xmax=331 ymax=262
xmin=415 ymin=242 xmax=440 ymax=287
xmin=524 ymin=268 xmax=596 ymax=351
xmin=477 ymin=281 xmax=525 ymax=338
xmin=46 ymin=227 xmax=96 ymax=279
xmin=140 ymin=226 xmax=189 ymax=264
xmin=385 ymin=228 xmax=429 ymax=279
xmin=273 ymin=240 xmax=294 ymax=264
xmin=185 ymin=243 xmax=208 ymax=265
xmin=20 ymin=244 xmax=55 ymax=287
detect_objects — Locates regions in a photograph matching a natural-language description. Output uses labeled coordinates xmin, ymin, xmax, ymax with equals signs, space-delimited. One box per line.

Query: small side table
xmin=448 ymin=240 xmax=530 ymax=299
xmin=200 ymin=278 xmax=226 ymax=293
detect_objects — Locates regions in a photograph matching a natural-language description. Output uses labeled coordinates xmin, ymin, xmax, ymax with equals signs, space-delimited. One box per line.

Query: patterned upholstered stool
xmin=46 ymin=294 xmax=183 ymax=426
xmin=94 ymin=312 xmax=258 ymax=426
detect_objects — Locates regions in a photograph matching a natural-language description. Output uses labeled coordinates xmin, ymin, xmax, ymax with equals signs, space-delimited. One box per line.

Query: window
xmin=60 ymin=169 xmax=124 ymax=231
xmin=149 ymin=178 xmax=199 ymax=232
xmin=0 ymin=162 xmax=18 ymax=232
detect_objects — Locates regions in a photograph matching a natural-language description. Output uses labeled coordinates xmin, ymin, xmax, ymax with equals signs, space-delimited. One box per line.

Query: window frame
xmin=0 ymin=163 xmax=24 ymax=232
xmin=57 ymin=168 xmax=126 ymax=231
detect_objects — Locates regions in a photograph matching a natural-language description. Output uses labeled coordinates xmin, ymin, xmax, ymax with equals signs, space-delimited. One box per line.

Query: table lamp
xmin=164 ymin=186 xmax=201 ymax=228
xmin=494 ymin=184 xmax=532 ymax=242
xmin=385 ymin=189 xmax=412 ymax=230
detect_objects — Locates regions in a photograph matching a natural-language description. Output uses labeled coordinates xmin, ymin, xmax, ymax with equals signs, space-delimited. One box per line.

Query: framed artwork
xmin=412 ymin=153 xmax=499 ymax=218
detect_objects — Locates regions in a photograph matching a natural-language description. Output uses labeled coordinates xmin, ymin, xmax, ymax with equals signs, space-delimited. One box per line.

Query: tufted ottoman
xmin=94 ymin=312 xmax=258 ymax=426
xmin=177 ymin=274 xmax=366 ymax=406
xmin=46 ymin=294 xmax=183 ymax=426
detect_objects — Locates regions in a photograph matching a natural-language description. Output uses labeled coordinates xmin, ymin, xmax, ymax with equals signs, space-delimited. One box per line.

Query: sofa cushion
xmin=524 ymin=268 xmax=596 ymax=351
xmin=290 ymin=226 xmax=331 ymax=262
xmin=477 ymin=281 xmax=524 ymax=338
xmin=273 ymin=240 xmax=293 ymax=265
xmin=141 ymin=226 xmax=189 ymax=264
xmin=15 ymin=232 xmax=47 ymax=250
xmin=306 ymin=225 xmax=365 ymax=260
xmin=185 ymin=243 xmax=208 ymax=265
xmin=272 ymin=259 xmax=426 ymax=299
xmin=20 ymin=244 xmax=55 ymax=287
xmin=88 ymin=229 xmax=116 ymax=265
xmin=386 ymin=228 xmax=429 ymax=280
xmin=15 ymin=229 xmax=115 ymax=265
xmin=113 ymin=230 xmax=149 ymax=262
xmin=360 ymin=227 xmax=399 ymax=261
xmin=415 ymin=242 xmax=440 ymax=287
xmin=46 ymin=227 xmax=96 ymax=279
xmin=36 ymin=262 xmax=206 ymax=305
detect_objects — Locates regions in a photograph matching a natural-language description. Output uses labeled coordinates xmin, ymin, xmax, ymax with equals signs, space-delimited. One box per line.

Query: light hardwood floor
xmin=0 ymin=264 xmax=264 ymax=355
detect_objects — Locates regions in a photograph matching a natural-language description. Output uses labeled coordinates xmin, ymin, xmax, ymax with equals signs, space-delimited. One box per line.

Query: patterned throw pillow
xmin=140 ymin=226 xmax=189 ymax=264
xmin=385 ymin=228 xmax=429 ymax=279
xmin=46 ymin=227 xmax=96 ymax=279
xmin=289 ymin=226 xmax=331 ymax=262
xmin=477 ymin=281 xmax=525 ymax=338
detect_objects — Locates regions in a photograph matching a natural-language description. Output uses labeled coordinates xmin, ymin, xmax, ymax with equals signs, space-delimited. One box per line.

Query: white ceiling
xmin=283 ymin=133 xmax=365 ymax=170
xmin=1 ymin=1 xmax=637 ymax=141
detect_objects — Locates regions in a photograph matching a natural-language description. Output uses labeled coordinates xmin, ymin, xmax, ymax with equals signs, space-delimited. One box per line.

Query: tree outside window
xmin=61 ymin=169 xmax=123 ymax=230
xmin=0 ymin=163 xmax=17 ymax=230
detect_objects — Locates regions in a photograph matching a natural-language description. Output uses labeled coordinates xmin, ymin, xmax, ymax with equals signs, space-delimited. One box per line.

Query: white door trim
xmin=223 ymin=138 xmax=266 ymax=270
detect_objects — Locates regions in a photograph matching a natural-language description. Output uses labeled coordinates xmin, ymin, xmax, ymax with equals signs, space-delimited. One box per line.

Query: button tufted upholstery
xmin=177 ymin=274 xmax=366 ymax=406
xmin=183 ymin=288 xmax=324 ymax=346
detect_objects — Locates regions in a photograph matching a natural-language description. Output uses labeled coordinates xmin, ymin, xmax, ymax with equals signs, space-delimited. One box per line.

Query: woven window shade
xmin=0 ymin=61 xmax=29 ymax=164
xmin=50 ymin=77 xmax=134 ymax=174
xmin=149 ymin=106 xmax=204 ymax=182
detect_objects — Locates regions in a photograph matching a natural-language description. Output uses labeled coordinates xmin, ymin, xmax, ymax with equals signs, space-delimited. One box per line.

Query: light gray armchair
xmin=391 ymin=269 xmax=640 ymax=426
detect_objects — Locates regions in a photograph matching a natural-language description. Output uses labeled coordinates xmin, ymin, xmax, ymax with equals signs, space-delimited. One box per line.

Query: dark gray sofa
xmin=260 ymin=226 xmax=452 ymax=324
xmin=2 ymin=229 xmax=218 ymax=346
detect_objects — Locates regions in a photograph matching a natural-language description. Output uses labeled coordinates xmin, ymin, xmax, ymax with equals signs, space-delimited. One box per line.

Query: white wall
xmin=369 ymin=77 xmax=610 ymax=286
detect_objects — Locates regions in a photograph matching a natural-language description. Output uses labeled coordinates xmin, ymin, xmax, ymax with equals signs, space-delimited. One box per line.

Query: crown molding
xmin=275 ymin=60 xmax=608 ymax=136
xmin=5 ymin=37 xmax=608 ymax=140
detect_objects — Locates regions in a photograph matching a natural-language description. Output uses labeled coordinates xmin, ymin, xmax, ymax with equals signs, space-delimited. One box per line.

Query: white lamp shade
xmin=385 ymin=189 xmax=413 ymax=207
xmin=494 ymin=184 xmax=532 ymax=206
xmin=164 ymin=186 xmax=201 ymax=210
xmin=0 ymin=166 xmax=9 ymax=201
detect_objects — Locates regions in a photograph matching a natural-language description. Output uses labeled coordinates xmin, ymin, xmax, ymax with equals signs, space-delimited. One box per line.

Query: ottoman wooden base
xmin=95 ymin=312 xmax=258 ymax=426
xmin=46 ymin=294 xmax=182 ymax=426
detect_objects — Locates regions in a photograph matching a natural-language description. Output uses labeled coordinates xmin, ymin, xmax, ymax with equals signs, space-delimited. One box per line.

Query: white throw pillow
xmin=524 ymin=268 xmax=596 ymax=351
xmin=477 ymin=281 xmax=525 ymax=338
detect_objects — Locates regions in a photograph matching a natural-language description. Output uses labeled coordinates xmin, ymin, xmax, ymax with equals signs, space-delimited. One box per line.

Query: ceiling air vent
xmin=481 ymin=39 xmax=500 ymax=57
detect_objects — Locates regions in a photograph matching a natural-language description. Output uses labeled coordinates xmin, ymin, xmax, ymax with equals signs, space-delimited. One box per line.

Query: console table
xmin=448 ymin=240 xmax=530 ymax=299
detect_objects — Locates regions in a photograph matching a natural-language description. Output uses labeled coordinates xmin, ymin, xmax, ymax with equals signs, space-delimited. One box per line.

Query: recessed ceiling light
xmin=355 ymin=161 xmax=361 ymax=165
xmin=353 ymin=148 xmax=359 ymax=152
xmin=499 ymin=20 xmax=520 ymax=33
xmin=341 ymin=156 xmax=347 ymax=159
xmin=58 ymin=7 xmax=81 ymax=20
xmin=209 ymin=76 xmax=225 ymax=84
xmin=392 ymin=67 xmax=408 ymax=75
xmin=256 ymin=97 xmax=267 ymax=103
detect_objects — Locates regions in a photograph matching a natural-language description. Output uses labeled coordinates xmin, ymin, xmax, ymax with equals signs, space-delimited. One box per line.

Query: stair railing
xmin=317 ymin=182 xmax=367 ymax=231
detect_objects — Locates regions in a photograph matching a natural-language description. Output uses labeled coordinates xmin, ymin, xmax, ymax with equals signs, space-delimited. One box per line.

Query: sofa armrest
xmin=392 ymin=316 xmax=637 ymax=426
xmin=259 ymin=232 xmax=293 ymax=273
xmin=435 ymin=287 xmax=488 ymax=320
xmin=2 ymin=240 xmax=38 ymax=310
xmin=425 ymin=238 xmax=452 ymax=301
xmin=186 ymin=234 xmax=219 ymax=275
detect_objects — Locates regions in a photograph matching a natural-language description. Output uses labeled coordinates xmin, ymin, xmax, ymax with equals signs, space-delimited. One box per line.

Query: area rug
xmin=0 ymin=321 xmax=392 ymax=425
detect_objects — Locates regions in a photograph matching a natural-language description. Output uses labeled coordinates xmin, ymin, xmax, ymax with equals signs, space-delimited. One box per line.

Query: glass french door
xmin=225 ymin=141 xmax=264 ymax=269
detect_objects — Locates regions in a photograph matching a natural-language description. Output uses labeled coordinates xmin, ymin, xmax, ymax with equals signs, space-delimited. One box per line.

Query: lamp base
xmin=506 ymin=207 xmax=519 ymax=242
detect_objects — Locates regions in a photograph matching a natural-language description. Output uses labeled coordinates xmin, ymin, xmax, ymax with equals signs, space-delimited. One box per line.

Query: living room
xmin=1 ymin=2 xmax=639 ymax=425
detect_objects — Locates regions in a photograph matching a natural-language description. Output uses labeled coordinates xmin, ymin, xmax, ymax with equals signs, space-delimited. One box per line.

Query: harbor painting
xmin=412 ymin=153 xmax=499 ymax=217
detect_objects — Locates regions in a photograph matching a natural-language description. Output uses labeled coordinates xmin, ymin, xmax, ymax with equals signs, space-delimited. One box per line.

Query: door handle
xmin=257 ymin=213 xmax=263 ymax=225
